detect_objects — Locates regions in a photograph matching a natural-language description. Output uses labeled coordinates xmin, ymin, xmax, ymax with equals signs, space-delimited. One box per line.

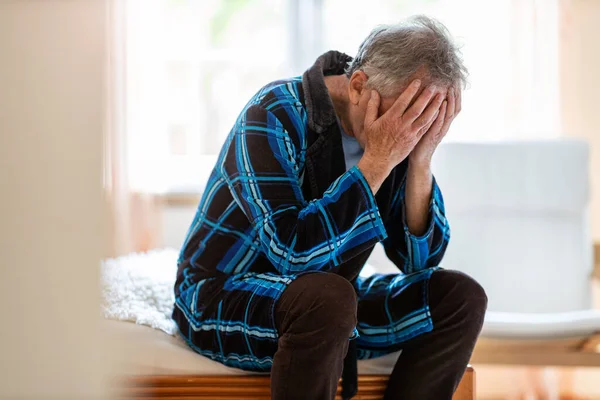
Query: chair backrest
xmin=368 ymin=140 xmax=593 ymax=313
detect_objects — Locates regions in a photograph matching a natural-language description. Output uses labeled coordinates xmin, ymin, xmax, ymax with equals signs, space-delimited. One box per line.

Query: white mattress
xmin=104 ymin=320 xmax=401 ymax=376
xmin=104 ymin=308 xmax=600 ymax=376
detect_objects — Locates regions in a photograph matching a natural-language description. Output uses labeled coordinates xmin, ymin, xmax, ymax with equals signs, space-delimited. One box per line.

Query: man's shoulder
xmin=261 ymin=76 xmax=303 ymax=92
xmin=248 ymin=76 xmax=306 ymax=116
xmin=237 ymin=76 xmax=308 ymax=151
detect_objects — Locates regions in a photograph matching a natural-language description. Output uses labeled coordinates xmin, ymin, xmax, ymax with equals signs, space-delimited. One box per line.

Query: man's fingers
xmin=386 ymin=79 xmax=422 ymax=117
xmin=413 ymin=92 xmax=444 ymax=130
xmin=455 ymin=85 xmax=462 ymax=115
xmin=404 ymin=85 xmax=440 ymax=123
xmin=364 ymin=90 xmax=381 ymax=126
xmin=432 ymin=101 xmax=447 ymax=134
xmin=419 ymin=109 xmax=439 ymax=136
xmin=438 ymin=89 xmax=456 ymax=136
xmin=446 ymin=88 xmax=456 ymax=121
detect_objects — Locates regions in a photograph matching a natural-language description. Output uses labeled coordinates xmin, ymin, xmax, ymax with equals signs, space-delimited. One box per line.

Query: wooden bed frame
xmin=120 ymin=366 xmax=475 ymax=399
xmin=472 ymin=334 xmax=600 ymax=366
xmin=470 ymin=335 xmax=600 ymax=398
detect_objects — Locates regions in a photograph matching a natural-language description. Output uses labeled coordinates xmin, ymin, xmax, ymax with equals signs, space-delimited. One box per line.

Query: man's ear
xmin=348 ymin=71 xmax=368 ymax=106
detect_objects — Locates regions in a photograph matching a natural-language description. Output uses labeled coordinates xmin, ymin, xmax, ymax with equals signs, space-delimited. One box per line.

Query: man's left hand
xmin=409 ymin=86 xmax=461 ymax=167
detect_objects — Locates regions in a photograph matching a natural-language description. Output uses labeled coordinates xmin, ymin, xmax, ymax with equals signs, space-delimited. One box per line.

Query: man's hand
xmin=357 ymin=80 xmax=445 ymax=193
xmin=410 ymin=86 xmax=461 ymax=167
xmin=404 ymin=86 xmax=461 ymax=236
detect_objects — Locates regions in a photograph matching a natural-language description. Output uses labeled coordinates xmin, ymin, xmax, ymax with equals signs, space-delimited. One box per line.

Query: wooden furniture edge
xmin=578 ymin=332 xmax=600 ymax=352
xmin=118 ymin=367 xmax=475 ymax=400
xmin=472 ymin=335 xmax=600 ymax=366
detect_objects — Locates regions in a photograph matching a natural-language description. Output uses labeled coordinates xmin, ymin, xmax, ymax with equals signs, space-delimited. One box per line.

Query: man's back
xmin=175 ymin=77 xmax=308 ymax=295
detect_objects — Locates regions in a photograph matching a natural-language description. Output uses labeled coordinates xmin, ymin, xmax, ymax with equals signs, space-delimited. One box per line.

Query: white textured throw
xmin=101 ymin=248 xmax=179 ymax=335
xmin=101 ymin=248 xmax=600 ymax=341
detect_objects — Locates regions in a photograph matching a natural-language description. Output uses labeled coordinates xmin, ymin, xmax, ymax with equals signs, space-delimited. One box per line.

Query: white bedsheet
xmin=105 ymin=319 xmax=401 ymax=376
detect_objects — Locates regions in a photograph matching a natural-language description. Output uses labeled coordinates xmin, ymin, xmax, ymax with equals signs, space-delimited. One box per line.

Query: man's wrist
xmin=405 ymin=156 xmax=434 ymax=236
xmin=408 ymin=156 xmax=432 ymax=174
xmin=359 ymin=154 xmax=392 ymax=175
xmin=357 ymin=155 xmax=391 ymax=194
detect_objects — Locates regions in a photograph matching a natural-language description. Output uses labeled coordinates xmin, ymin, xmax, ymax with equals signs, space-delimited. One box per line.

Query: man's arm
xmin=405 ymin=160 xmax=434 ymax=236
xmin=407 ymin=87 xmax=459 ymax=236
xmin=382 ymin=166 xmax=450 ymax=274
xmin=222 ymin=104 xmax=387 ymax=275
xmin=382 ymin=87 xmax=459 ymax=273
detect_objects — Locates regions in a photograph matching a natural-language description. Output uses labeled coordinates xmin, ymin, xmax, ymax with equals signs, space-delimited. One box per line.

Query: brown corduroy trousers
xmin=270 ymin=269 xmax=487 ymax=400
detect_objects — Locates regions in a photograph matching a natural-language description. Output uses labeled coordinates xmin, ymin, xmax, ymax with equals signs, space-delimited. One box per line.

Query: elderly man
xmin=173 ymin=15 xmax=487 ymax=400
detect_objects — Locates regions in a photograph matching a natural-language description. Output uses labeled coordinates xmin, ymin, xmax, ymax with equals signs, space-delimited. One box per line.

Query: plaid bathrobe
xmin=173 ymin=51 xmax=450 ymax=393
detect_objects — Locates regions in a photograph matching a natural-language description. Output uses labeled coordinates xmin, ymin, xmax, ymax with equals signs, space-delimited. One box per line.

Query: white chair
xmin=367 ymin=139 xmax=600 ymax=373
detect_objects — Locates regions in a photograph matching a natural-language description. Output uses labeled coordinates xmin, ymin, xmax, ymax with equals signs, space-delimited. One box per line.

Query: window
xmin=122 ymin=0 xmax=560 ymax=193
xmin=321 ymin=0 xmax=560 ymax=142
xmin=124 ymin=0 xmax=290 ymax=192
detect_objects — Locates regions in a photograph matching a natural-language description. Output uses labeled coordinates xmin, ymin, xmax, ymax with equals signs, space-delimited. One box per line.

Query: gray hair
xmin=345 ymin=15 xmax=468 ymax=97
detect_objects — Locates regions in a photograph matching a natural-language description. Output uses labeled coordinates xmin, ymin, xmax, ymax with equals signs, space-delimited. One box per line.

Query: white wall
xmin=0 ymin=1 xmax=111 ymax=398
xmin=162 ymin=207 xmax=197 ymax=249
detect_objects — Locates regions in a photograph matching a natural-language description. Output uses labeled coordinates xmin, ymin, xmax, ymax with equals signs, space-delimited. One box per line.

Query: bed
xmin=107 ymin=320 xmax=475 ymax=399
xmin=102 ymin=246 xmax=600 ymax=400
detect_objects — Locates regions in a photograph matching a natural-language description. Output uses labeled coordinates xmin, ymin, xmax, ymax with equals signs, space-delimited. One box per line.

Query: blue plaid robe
xmin=173 ymin=51 xmax=450 ymax=372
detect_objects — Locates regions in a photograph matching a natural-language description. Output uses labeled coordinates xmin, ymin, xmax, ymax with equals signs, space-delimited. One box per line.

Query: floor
xmin=476 ymin=278 xmax=600 ymax=400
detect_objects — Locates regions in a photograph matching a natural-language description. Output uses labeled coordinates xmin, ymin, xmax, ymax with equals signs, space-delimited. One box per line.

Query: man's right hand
xmin=357 ymin=79 xmax=445 ymax=194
